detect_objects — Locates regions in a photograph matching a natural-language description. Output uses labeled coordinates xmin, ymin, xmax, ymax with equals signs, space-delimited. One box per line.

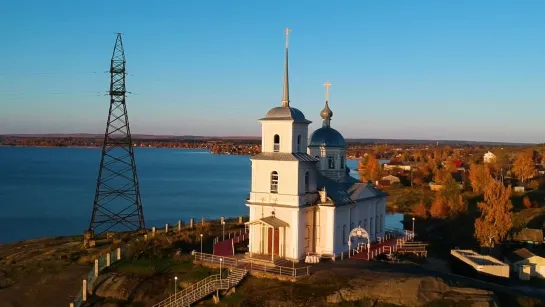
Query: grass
xmin=111 ymin=257 xmax=195 ymax=276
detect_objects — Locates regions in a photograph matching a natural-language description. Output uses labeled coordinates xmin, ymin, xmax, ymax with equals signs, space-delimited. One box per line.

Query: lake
xmin=0 ymin=147 xmax=403 ymax=243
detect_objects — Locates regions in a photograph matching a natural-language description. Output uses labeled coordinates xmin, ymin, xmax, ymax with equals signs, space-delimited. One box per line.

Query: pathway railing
xmin=153 ymin=267 xmax=247 ymax=307
xmin=192 ymin=251 xmax=310 ymax=278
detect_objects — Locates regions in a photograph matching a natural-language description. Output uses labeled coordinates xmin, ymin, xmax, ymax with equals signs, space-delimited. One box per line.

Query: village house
xmin=483 ymin=151 xmax=496 ymax=164
xmin=505 ymin=248 xmax=545 ymax=280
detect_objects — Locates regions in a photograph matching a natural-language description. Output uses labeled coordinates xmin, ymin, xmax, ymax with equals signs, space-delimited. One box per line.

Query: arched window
xmin=328 ymin=156 xmax=335 ymax=169
xmin=297 ymin=135 xmax=301 ymax=152
xmin=304 ymin=171 xmax=309 ymax=193
xmin=273 ymin=135 xmax=280 ymax=152
xmin=340 ymin=156 xmax=345 ymax=169
xmin=270 ymin=171 xmax=279 ymax=193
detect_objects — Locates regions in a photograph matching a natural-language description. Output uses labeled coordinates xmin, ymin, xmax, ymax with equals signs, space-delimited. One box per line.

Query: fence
xmin=148 ymin=216 xmax=248 ymax=237
xmin=70 ymin=247 xmax=126 ymax=307
xmin=192 ymin=251 xmax=310 ymax=278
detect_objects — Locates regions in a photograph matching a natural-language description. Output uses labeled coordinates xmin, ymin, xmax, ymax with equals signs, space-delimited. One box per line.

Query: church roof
xmin=317 ymin=173 xmax=387 ymax=206
xmin=309 ymin=126 xmax=346 ymax=148
xmin=251 ymin=152 xmax=318 ymax=162
xmin=261 ymin=106 xmax=309 ymax=122
xmin=246 ymin=216 xmax=290 ymax=228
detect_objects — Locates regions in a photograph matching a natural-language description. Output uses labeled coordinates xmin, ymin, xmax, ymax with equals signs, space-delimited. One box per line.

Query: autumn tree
xmin=468 ymin=163 xmax=493 ymax=194
xmin=512 ymin=150 xmax=536 ymax=183
xmin=430 ymin=197 xmax=448 ymax=218
xmin=441 ymin=176 xmax=466 ymax=216
xmin=433 ymin=168 xmax=451 ymax=185
xmin=523 ymin=196 xmax=533 ymax=209
xmin=474 ymin=181 xmax=513 ymax=248
xmin=359 ymin=154 xmax=381 ymax=182
xmin=412 ymin=202 xmax=428 ymax=218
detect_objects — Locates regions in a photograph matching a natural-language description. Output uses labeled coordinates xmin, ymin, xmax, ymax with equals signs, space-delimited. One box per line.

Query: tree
xmin=430 ymin=197 xmax=448 ymax=218
xmin=433 ymin=168 xmax=451 ymax=185
xmin=412 ymin=202 xmax=428 ymax=218
xmin=468 ymin=163 xmax=493 ymax=194
xmin=441 ymin=176 xmax=466 ymax=216
xmin=474 ymin=181 xmax=513 ymax=248
xmin=523 ymin=196 xmax=533 ymax=209
xmin=512 ymin=151 xmax=536 ymax=183
xmin=359 ymin=154 xmax=381 ymax=182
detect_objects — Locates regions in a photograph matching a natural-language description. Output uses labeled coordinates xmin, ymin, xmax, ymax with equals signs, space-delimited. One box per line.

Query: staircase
xmin=153 ymin=268 xmax=247 ymax=307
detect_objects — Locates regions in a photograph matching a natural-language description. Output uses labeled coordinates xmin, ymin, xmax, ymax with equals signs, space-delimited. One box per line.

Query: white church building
xmin=245 ymin=29 xmax=387 ymax=261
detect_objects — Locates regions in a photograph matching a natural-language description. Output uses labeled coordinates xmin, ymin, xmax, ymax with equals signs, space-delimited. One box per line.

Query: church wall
xmin=308 ymin=146 xmax=347 ymax=182
xmin=246 ymin=204 xmax=299 ymax=259
xmin=261 ymin=121 xmax=295 ymax=153
xmin=292 ymin=123 xmax=309 ymax=153
xmin=315 ymin=206 xmax=332 ymax=255
xmin=250 ymin=160 xmax=300 ymax=206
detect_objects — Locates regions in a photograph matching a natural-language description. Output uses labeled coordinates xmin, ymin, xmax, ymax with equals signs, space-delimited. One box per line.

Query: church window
xmin=340 ymin=156 xmax=345 ymax=169
xmin=304 ymin=171 xmax=309 ymax=193
xmin=273 ymin=135 xmax=280 ymax=152
xmin=270 ymin=171 xmax=279 ymax=193
xmin=370 ymin=218 xmax=373 ymax=235
xmin=297 ymin=135 xmax=301 ymax=152
xmin=328 ymin=156 xmax=335 ymax=169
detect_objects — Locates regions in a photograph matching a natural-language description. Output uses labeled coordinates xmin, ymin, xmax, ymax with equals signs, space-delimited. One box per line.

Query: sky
xmin=1 ymin=1 xmax=544 ymax=143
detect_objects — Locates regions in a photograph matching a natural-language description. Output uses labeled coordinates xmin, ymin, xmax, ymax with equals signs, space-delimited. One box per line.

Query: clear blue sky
xmin=1 ymin=0 xmax=544 ymax=143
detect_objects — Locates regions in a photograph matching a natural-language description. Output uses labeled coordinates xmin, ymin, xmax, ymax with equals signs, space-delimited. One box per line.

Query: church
xmin=245 ymin=29 xmax=387 ymax=261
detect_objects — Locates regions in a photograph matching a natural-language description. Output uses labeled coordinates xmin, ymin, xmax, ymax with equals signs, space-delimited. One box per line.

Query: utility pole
xmin=87 ymin=33 xmax=145 ymax=238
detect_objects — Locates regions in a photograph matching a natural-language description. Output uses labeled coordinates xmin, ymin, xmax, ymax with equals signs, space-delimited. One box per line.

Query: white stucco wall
xmin=261 ymin=121 xmax=309 ymax=154
xmin=247 ymin=204 xmax=300 ymax=259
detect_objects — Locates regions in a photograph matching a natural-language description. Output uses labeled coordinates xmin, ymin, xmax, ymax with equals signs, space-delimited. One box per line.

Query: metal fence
xmin=192 ymin=251 xmax=310 ymax=278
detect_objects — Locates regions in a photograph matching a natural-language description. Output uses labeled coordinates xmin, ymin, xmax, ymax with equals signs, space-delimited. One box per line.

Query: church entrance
xmin=268 ymin=228 xmax=280 ymax=256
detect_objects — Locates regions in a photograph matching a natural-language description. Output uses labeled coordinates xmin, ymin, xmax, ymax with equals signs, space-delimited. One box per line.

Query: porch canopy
xmin=245 ymin=216 xmax=289 ymax=261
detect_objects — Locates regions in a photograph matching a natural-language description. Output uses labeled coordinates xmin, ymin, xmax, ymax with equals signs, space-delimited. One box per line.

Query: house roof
xmin=506 ymin=248 xmax=536 ymax=263
xmin=511 ymin=228 xmax=544 ymax=243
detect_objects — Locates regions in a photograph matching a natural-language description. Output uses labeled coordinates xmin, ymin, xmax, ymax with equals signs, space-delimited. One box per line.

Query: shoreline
xmin=0 ymin=145 xmax=363 ymax=160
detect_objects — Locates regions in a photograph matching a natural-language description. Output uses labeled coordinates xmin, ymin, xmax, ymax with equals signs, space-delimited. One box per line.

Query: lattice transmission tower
xmin=87 ymin=33 xmax=145 ymax=238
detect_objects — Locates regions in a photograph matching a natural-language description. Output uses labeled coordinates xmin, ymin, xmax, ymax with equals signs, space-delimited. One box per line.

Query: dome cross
xmin=323 ymin=81 xmax=332 ymax=102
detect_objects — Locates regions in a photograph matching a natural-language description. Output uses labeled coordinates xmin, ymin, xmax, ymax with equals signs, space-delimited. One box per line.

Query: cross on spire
xmin=323 ymin=81 xmax=332 ymax=102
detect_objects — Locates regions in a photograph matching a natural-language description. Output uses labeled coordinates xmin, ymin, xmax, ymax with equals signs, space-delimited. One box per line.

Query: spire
xmin=320 ymin=81 xmax=333 ymax=127
xmin=281 ymin=28 xmax=291 ymax=108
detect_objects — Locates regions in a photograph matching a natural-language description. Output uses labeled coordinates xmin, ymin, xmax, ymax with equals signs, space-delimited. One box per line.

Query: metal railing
xmin=153 ymin=268 xmax=247 ymax=307
xmin=192 ymin=251 xmax=310 ymax=278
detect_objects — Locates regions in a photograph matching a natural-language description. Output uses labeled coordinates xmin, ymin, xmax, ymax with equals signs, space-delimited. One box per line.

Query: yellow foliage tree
xmin=474 ymin=181 xmax=513 ymax=248
xmin=412 ymin=202 xmax=428 ymax=218
xmin=359 ymin=154 xmax=381 ymax=182
xmin=430 ymin=197 xmax=448 ymax=218
xmin=512 ymin=151 xmax=536 ymax=183
xmin=468 ymin=163 xmax=493 ymax=194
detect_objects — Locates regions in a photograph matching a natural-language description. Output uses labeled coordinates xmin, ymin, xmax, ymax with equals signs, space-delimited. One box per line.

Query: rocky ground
xmin=1 ymin=232 xmax=545 ymax=307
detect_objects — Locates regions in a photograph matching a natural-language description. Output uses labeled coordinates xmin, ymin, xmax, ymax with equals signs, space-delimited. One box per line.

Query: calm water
xmin=0 ymin=147 xmax=403 ymax=243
